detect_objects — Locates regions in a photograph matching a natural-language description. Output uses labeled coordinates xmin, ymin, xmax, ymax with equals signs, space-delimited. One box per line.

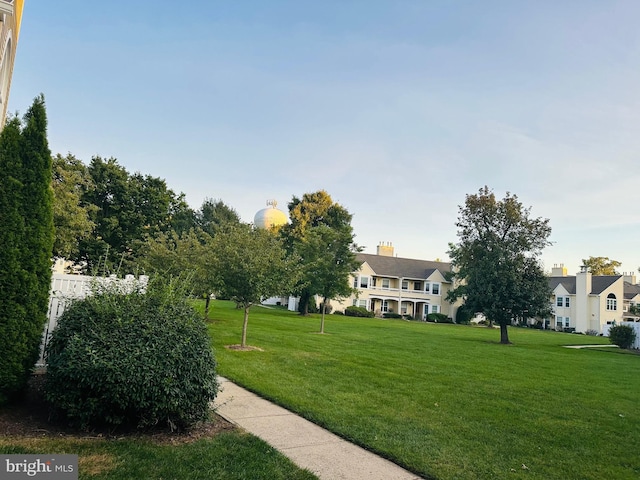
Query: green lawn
xmin=0 ymin=433 xmax=317 ymax=479
xmin=205 ymin=300 xmax=640 ymax=480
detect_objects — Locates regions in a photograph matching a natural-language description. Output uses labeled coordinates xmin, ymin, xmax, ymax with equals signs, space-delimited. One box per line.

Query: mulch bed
xmin=0 ymin=373 xmax=235 ymax=445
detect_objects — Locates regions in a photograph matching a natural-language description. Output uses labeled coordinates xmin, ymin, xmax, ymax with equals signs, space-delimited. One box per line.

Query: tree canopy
xmin=281 ymin=190 xmax=359 ymax=315
xmin=447 ymin=187 xmax=552 ymax=344
xmin=581 ymin=256 xmax=621 ymax=276
xmin=139 ymin=229 xmax=216 ymax=320
xmin=52 ymin=154 xmax=96 ymax=259
xmin=197 ymin=198 xmax=241 ymax=237
xmin=76 ymin=156 xmax=194 ymax=273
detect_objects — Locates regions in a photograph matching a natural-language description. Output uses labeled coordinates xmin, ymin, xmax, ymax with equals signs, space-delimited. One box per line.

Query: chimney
xmin=623 ymin=272 xmax=636 ymax=284
xmin=377 ymin=242 xmax=394 ymax=257
xmin=575 ymin=266 xmax=592 ymax=333
xmin=551 ymin=263 xmax=567 ymax=277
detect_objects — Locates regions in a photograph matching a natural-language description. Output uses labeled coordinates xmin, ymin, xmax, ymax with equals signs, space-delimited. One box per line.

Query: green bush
xmin=345 ymin=306 xmax=374 ymax=318
xmin=45 ymin=278 xmax=218 ymax=431
xmin=455 ymin=305 xmax=473 ymax=325
xmin=427 ymin=313 xmax=452 ymax=323
xmin=383 ymin=312 xmax=403 ymax=319
xmin=608 ymin=325 xmax=637 ymax=350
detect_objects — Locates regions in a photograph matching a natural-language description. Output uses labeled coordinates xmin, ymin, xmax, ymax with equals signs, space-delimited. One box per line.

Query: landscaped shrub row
xmin=344 ymin=306 xmax=375 ymax=317
xmin=45 ymin=279 xmax=218 ymax=431
xmin=426 ymin=313 xmax=453 ymax=323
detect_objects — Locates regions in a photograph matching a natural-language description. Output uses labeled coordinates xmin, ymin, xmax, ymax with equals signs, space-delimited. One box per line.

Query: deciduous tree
xmin=79 ymin=156 xmax=187 ymax=273
xmin=581 ymin=256 xmax=621 ymax=276
xmin=140 ymin=229 xmax=216 ymax=320
xmin=281 ymin=190 xmax=358 ymax=316
xmin=209 ymin=225 xmax=298 ymax=347
xmin=51 ymin=153 xmax=96 ymax=260
xmin=297 ymin=225 xmax=361 ymax=333
xmin=447 ymin=187 xmax=552 ymax=344
xmin=196 ymin=198 xmax=241 ymax=237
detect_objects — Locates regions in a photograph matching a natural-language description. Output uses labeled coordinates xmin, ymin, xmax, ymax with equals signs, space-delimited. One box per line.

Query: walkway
xmin=563 ymin=344 xmax=618 ymax=349
xmin=214 ymin=377 xmax=422 ymax=480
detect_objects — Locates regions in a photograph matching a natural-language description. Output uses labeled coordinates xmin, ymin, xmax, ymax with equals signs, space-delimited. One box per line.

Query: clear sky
xmin=9 ymin=1 xmax=640 ymax=276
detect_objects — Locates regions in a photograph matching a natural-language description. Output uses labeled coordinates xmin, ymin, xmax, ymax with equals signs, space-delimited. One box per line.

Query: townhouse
xmin=548 ymin=264 xmax=639 ymax=333
xmin=328 ymin=243 xmax=459 ymax=319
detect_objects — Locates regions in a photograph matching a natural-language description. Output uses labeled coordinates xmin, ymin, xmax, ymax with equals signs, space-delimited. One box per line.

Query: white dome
xmin=254 ymin=205 xmax=288 ymax=229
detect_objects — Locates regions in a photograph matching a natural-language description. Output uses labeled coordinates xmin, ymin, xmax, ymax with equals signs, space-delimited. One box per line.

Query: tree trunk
xmin=241 ymin=305 xmax=250 ymax=347
xmin=204 ymin=296 xmax=210 ymax=321
xmin=299 ymin=290 xmax=310 ymax=316
xmin=320 ymin=297 xmax=326 ymax=334
xmin=500 ymin=323 xmax=511 ymax=344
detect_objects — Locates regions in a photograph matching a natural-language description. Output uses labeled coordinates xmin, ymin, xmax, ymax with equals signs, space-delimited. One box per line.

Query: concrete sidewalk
xmin=214 ymin=377 xmax=422 ymax=480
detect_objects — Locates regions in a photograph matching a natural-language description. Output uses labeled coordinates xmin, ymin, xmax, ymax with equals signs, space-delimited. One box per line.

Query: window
xmin=359 ymin=276 xmax=369 ymax=289
xmin=565 ymin=317 xmax=570 ymax=327
xmin=556 ymin=316 xmax=563 ymax=328
xmin=352 ymin=299 xmax=367 ymax=308
xmin=382 ymin=278 xmax=390 ymax=289
xmin=432 ymin=283 xmax=440 ymax=295
xmin=425 ymin=282 xmax=430 ymax=293
xmin=352 ymin=276 xmax=358 ymax=289
xmin=382 ymin=300 xmax=389 ymax=312
xmin=401 ymin=304 xmax=407 ymax=314
xmin=556 ymin=296 xmax=570 ymax=308
xmin=606 ymin=293 xmax=617 ymax=311
xmin=431 ymin=305 xmax=439 ymax=314
xmin=556 ymin=296 xmax=563 ymax=307
xmin=414 ymin=281 xmax=421 ymax=290
xmin=565 ymin=297 xmax=570 ymax=308
xmin=402 ymin=280 xmax=408 ymax=290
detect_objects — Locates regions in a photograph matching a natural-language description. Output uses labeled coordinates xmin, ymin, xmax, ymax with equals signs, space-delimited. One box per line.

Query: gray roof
xmin=624 ymin=281 xmax=640 ymax=300
xmin=549 ymin=277 xmax=576 ymax=294
xmin=591 ymin=276 xmax=621 ymax=294
xmin=357 ymin=253 xmax=451 ymax=281
xmin=548 ymin=275 xmax=622 ymax=295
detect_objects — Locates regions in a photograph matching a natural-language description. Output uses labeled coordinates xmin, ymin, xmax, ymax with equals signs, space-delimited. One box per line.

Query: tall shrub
xmin=608 ymin=324 xmax=637 ymax=350
xmin=0 ymin=96 xmax=54 ymax=405
xmin=0 ymin=118 xmax=28 ymax=404
xmin=45 ymin=278 xmax=218 ymax=431
xmin=20 ymin=95 xmax=55 ymax=383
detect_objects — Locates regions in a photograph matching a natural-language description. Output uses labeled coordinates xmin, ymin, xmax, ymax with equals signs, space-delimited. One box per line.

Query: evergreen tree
xmin=0 ymin=95 xmax=54 ymax=404
xmin=0 ymin=118 xmax=28 ymax=404
xmin=20 ymin=94 xmax=55 ymax=383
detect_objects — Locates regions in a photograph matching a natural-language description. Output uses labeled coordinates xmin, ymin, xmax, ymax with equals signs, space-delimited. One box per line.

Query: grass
xmin=205 ymin=300 xmax=640 ymax=480
xmin=0 ymin=433 xmax=317 ymax=479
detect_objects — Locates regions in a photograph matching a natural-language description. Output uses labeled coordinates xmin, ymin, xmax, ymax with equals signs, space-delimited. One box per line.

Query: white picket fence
xmin=601 ymin=321 xmax=640 ymax=349
xmin=39 ymin=273 xmax=148 ymax=365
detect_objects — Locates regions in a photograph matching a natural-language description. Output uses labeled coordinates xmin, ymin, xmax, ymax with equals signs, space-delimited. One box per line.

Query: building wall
xmin=596 ymin=282 xmax=624 ymax=332
xmin=552 ymin=285 xmax=574 ymax=330
xmin=0 ymin=0 xmax=23 ymax=128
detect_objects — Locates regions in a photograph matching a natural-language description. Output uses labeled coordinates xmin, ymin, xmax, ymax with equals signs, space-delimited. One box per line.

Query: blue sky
xmin=9 ymin=1 xmax=640 ymax=275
